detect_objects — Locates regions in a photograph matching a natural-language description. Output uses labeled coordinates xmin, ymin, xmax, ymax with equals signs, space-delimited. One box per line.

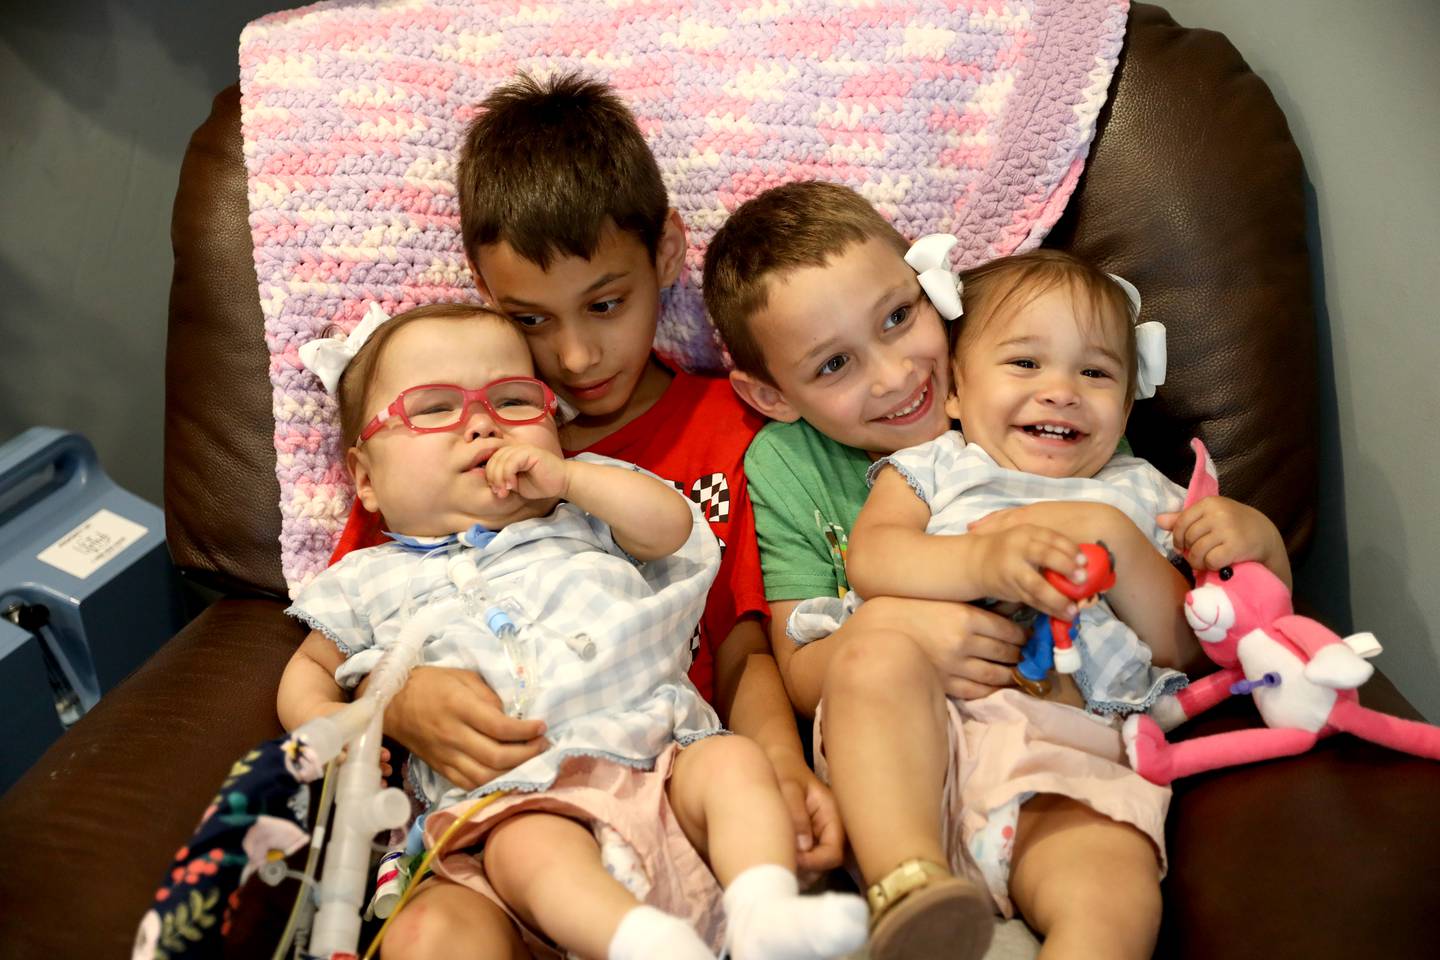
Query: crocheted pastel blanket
xmin=240 ymin=0 xmax=1130 ymax=596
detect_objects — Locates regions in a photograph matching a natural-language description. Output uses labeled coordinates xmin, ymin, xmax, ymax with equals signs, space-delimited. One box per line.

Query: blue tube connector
xmin=485 ymin=607 xmax=517 ymax=638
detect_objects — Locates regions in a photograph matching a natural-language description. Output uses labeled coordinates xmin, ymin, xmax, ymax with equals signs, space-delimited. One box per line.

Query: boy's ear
xmin=655 ymin=208 xmax=688 ymax=289
xmin=729 ymin=370 xmax=801 ymax=423
xmin=346 ymin=447 xmax=382 ymax=514
xmin=465 ymin=252 xmax=494 ymax=305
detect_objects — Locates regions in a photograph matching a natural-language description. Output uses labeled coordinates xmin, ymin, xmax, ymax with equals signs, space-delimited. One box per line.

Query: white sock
xmin=607 ymin=905 xmax=716 ymax=960
xmin=722 ymin=864 xmax=868 ymax=960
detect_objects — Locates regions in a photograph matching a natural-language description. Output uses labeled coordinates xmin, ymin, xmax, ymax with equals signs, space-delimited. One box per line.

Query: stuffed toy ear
xmin=1184 ymin=438 xmax=1220 ymax=509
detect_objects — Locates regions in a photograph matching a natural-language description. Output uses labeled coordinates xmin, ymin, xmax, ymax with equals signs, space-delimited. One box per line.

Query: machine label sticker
xmin=37 ymin=509 xmax=147 ymax=579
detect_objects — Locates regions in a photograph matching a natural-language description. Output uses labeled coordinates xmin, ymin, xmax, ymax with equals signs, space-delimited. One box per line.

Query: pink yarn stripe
xmin=240 ymin=0 xmax=1128 ymax=595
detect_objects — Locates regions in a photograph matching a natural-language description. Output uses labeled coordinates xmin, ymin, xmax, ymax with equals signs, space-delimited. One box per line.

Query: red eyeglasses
xmin=359 ymin=377 xmax=558 ymax=443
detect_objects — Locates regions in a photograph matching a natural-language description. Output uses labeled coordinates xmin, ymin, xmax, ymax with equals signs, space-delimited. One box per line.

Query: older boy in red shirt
xmin=330 ymin=74 xmax=838 ymax=958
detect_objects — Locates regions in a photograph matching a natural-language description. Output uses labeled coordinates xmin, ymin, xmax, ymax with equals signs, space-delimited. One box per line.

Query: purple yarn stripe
xmin=238 ymin=0 xmax=1128 ymax=595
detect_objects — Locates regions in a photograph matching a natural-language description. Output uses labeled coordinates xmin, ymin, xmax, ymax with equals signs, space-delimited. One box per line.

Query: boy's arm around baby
xmin=768 ymin=594 xmax=1026 ymax=713
xmin=716 ymin=615 xmax=845 ymax=872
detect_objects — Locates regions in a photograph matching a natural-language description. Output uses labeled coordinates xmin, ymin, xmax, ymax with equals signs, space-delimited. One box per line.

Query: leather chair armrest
xmin=1160 ymin=671 xmax=1440 ymax=958
xmin=0 ymin=599 xmax=303 ymax=959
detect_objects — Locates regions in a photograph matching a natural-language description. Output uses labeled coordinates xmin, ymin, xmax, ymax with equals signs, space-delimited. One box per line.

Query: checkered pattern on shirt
xmin=869 ymin=432 xmax=1190 ymax=714
xmin=671 ymin=472 xmax=731 ymax=524
xmin=287 ymin=454 xmax=723 ymax=807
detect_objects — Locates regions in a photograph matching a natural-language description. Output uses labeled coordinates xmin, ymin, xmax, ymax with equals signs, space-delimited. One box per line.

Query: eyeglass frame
xmin=358 ymin=376 xmax=559 ymax=443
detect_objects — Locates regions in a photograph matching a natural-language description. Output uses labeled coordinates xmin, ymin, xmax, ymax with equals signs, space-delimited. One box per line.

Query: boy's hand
xmin=485 ymin=443 xmax=570 ymax=500
xmin=858 ymin=596 xmax=1025 ymax=700
xmin=336 ymin=744 xmax=394 ymax=779
xmin=769 ymin=749 xmax=844 ymax=875
xmin=968 ymin=523 xmax=1086 ymax=621
xmin=304 ymin=701 xmax=396 ymax=776
xmin=1159 ymin=495 xmax=1286 ymax=575
xmin=382 ymin=666 xmax=549 ymax=790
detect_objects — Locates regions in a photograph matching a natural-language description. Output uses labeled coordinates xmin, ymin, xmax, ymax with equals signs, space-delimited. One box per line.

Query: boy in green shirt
xmin=705 ymin=181 xmax=1020 ymax=960
xmin=705 ymin=182 xmax=1180 ymax=960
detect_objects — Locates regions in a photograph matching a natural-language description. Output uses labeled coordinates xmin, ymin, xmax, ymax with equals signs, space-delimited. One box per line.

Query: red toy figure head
xmin=1044 ymin=541 xmax=1116 ymax=603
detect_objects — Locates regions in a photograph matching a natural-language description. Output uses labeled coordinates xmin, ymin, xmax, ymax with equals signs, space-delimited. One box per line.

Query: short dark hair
xmin=457 ymin=71 xmax=669 ymax=270
xmin=703 ymin=181 xmax=909 ymax=384
xmin=955 ymin=249 xmax=1139 ymax=399
xmin=336 ymin=303 xmax=513 ymax=448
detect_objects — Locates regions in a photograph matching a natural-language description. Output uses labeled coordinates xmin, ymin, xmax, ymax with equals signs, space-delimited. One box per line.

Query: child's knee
xmin=382 ymin=883 xmax=523 ymax=960
xmin=381 ymin=901 xmax=445 ymax=960
xmin=682 ymin=732 xmax=776 ymax=786
xmin=823 ymin=628 xmax=936 ymax=705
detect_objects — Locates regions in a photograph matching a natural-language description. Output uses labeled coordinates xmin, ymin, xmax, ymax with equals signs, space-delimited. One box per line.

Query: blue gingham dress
xmin=288 ymin=456 xmax=723 ymax=808
xmin=793 ymin=432 xmax=1188 ymax=714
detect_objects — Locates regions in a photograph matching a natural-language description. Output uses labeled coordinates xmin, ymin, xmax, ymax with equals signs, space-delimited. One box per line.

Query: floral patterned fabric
xmin=133 ymin=733 xmax=322 ymax=959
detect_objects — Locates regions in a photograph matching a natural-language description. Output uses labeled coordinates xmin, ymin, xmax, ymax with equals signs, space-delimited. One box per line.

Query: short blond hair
xmin=703 ymin=181 xmax=909 ymax=383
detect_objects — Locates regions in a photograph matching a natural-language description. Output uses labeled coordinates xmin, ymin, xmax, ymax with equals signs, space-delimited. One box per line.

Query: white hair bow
xmin=905 ymin=236 xmax=1165 ymax=399
xmin=905 ymin=234 xmax=964 ymax=321
xmin=1107 ymin=274 xmax=1166 ymax=399
xmin=298 ymin=301 xmax=393 ymax=395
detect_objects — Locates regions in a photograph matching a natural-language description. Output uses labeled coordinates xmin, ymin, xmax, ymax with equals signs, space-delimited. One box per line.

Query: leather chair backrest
xmin=1047 ymin=4 xmax=1315 ymax=553
xmin=167 ymin=81 xmax=287 ymax=598
xmin=164 ymin=3 xmax=1314 ymax=599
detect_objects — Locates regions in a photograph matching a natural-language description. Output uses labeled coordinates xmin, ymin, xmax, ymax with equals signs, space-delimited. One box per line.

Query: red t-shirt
xmin=327 ymin=366 xmax=769 ymax=703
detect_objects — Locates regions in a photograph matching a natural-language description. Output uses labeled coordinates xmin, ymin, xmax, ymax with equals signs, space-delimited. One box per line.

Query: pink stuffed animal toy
xmin=1124 ymin=439 xmax=1440 ymax=785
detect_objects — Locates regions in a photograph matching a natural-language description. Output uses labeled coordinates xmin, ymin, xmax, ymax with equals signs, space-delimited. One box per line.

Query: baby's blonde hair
xmin=954 ymin=250 xmax=1139 ymax=399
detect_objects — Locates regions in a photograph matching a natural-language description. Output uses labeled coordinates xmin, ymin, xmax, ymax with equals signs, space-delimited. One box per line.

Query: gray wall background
xmin=3 ymin=2 xmax=1437 ymax=719
xmin=0 ymin=0 xmax=281 ymax=501
xmin=1163 ymin=0 xmax=1440 ymax=720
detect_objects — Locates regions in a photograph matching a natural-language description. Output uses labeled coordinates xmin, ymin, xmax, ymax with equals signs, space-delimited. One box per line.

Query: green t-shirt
xmin=745 ymin=419 xmax=873 ymax=602
xmin=745 ymin=420 xmax=1137 ymax=604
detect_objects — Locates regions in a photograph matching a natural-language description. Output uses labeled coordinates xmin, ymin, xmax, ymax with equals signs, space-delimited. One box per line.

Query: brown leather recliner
xmin=2 ymin=6 xmax=1436 ymax=958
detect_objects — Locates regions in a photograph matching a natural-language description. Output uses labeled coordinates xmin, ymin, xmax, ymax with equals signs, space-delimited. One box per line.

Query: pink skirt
xmin=421 ymin=743 xmax=725 ymax=958
xmin=817 ymin=689 xmax=1169 ymax=917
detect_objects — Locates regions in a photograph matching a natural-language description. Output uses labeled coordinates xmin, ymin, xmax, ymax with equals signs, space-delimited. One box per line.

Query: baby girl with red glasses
xmin=276 ymin=302 xmax=864 ymax=960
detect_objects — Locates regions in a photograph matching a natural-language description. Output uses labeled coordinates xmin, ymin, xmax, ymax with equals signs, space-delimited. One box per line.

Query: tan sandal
xmin=866 ymin=859 xmax=994 ymax=960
